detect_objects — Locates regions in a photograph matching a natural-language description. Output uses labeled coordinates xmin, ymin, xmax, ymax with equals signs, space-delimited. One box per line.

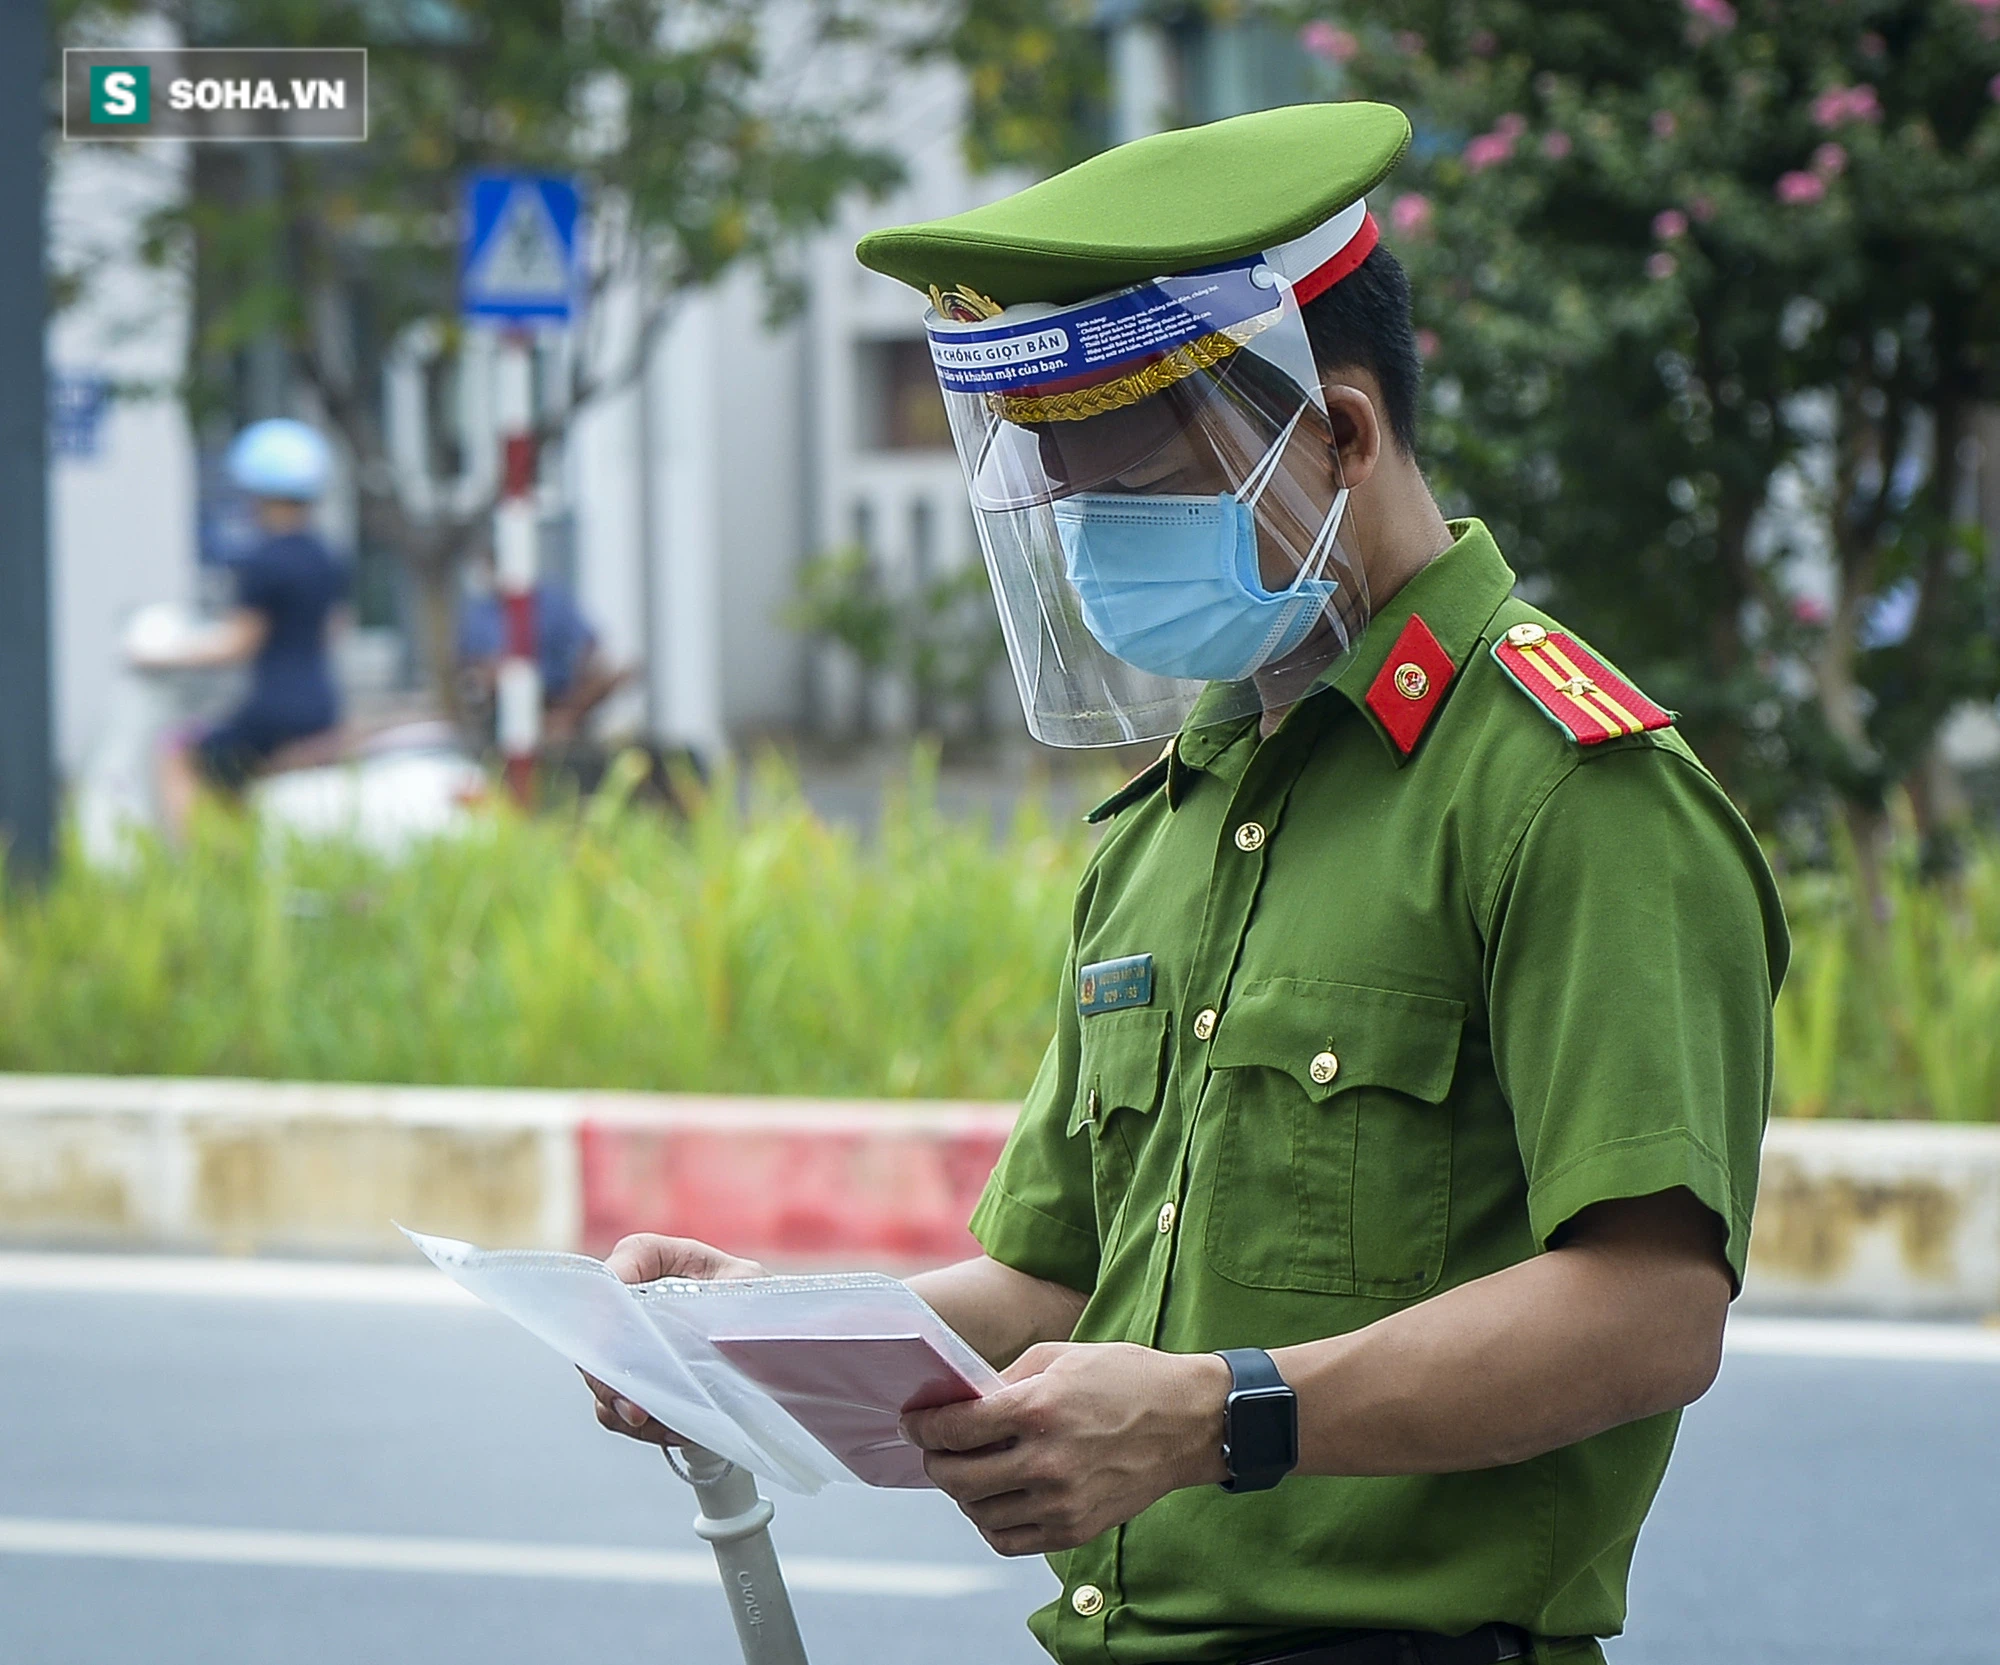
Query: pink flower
xmin=1390 ymin=192 xmax=1434 ymax=236
xmin=1684 ymin=0 xmax=1737 ymax=31
xmin=1469 ymin=29 xmax=1498 ymax=56
xmin=1541 ymin=129 xmax=1574 ymax=160
xmin=1299 ymin=21 xmax=1360 ymax=64
xmin=1812 ymin=142 xmax=1848 ymax=177
xmin=1791 ymin=594 xmax=1830 ymax=626
xmin=1493 ymin=111 xmax=1527 ymax=140
xmin=1647 ymin=251 xmax=1679 ymax=281
xmin=1651 ymin=109 xmax=1678 ymax=139
xmin=1463 ymin=130 xmax=1516 ymax=171
xmin=1415 ymin=328 xmax=1440 ymax=360
xmin=1813 ymin=84 xmax=1881 ymax=127
xmin=1776 ymin=170 xmax=1827 ymax=204
xmin=1653 ymin=208 xmax=1689 ymax=240
xmin=1689 ymin=194 xmax=1717 ymax=223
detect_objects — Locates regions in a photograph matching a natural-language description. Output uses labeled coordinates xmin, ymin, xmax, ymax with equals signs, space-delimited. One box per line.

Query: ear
xmin=1320 ymin=382 xmax=1384 ymax=491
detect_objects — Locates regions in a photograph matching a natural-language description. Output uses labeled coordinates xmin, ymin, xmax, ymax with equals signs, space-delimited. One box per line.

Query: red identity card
xmin=712 ymin=1334 xmax=983 ymax=1488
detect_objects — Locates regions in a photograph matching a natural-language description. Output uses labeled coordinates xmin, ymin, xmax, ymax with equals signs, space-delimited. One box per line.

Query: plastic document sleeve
xmin=403 ymin=1229 xmax=1000 ymax=1495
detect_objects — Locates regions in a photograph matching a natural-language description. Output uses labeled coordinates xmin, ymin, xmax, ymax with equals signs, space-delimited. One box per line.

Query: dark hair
xmin=1299 ymin=243 xmax=1422 ymax=457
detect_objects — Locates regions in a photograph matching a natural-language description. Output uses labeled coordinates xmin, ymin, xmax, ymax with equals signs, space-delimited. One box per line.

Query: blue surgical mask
xmin=1052 ymin=407 xmax=1349 ymax=683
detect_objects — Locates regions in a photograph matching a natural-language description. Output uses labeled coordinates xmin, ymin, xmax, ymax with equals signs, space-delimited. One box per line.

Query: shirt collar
xmin=1167 ymin=518 xmax=1516 ymax=796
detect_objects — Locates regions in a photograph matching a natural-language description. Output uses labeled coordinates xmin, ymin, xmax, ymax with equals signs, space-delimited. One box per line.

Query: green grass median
xmin=2 ymin=753 xmax=1996 ymax=1120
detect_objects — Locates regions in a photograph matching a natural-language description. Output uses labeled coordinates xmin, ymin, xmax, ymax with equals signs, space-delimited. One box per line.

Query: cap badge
xmin=928 ymin=283 xmax=1003 ymax=323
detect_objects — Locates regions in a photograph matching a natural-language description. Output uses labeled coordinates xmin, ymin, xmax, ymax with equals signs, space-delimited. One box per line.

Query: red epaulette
xmin=1491 ymin=622 xmax=1672 ymax=745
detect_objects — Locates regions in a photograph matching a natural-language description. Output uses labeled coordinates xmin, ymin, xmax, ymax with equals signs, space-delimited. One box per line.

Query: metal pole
xmin=493 ymin=328 xmax=540 ymax=804
xmin=244 ymin=145 xmax=287 ymax=420
xmin=672 ymin=1445 xmax=809 ymax=1665
xmin=635 ymin=301 xmax=663 ymax=741
xmin=0 ymin=0 xmax=54 ymax=882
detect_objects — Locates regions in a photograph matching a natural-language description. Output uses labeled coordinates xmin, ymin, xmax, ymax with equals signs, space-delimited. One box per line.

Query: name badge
xmin=1078 ymin=953 xmax=1153 ymax=1016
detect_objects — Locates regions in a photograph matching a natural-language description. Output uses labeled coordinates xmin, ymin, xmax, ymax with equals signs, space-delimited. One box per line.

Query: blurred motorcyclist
xmin=455 ymin=547 xmax=633 ymax=744
xmin=136 ymin=419 xmax=352 ymax=839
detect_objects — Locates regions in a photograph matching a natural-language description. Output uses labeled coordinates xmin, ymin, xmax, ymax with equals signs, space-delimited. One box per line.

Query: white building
xmin=46 ymin=132 xmax=199 ymax=779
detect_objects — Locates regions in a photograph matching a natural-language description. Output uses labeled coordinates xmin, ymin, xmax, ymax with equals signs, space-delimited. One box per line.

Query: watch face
xmin=1226 ymin=1385 xmax=1298 ymax=1476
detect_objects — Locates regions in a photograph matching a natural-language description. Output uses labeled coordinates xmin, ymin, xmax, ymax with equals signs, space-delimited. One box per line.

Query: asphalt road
xmin=0 ymin=1258 xmax=1994 ymax=1665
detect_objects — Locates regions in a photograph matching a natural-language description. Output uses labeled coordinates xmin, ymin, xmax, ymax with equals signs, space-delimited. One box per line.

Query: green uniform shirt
xmin=968 ymin=521 xmax=1789 ymax=1665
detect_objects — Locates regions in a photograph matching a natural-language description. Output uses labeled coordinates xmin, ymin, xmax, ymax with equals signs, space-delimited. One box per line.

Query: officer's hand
xmin=581 ymin=1233 xmax=767 ymax=1448
xmin=901 ymin=1341 xmax=1230 ymax=1556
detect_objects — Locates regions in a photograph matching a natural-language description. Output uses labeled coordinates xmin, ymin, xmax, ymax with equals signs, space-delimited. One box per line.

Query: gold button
xmin=1233 ymin=821 xmax=1266 ymax=852
xmin=1309 ymin=1050 xmax=1340 ymax=1085
xmin=1157 ymin=1200 xmax=1176 ymax=1234
xmin=1071 ymin=1584 xmax=1105 ymax=1617
xmin=1393 ymin=662 xmax=1429 ymax=700
xmin=1193 ymin=1008 xmax=1217 ymax=1041
xmin=1505 ymin=622 xmax=1548 ymax=648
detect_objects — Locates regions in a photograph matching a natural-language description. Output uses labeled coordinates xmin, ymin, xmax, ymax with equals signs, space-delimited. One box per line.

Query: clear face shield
xmin=929 ymin=257 xmax=1369 ymax=747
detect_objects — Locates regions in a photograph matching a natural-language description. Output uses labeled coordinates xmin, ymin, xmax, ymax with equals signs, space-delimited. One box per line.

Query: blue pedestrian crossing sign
xmin=461 ymin=173 xmax=581 ymax=322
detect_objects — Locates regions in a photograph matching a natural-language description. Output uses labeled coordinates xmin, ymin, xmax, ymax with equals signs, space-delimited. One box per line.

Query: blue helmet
xmin=226 ymin=419 xmax=332 ymax=501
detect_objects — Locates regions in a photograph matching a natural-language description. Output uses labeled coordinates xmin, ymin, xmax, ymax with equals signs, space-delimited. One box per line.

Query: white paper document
xmin=404 ymin=1230 xmax=1002 ymax=1495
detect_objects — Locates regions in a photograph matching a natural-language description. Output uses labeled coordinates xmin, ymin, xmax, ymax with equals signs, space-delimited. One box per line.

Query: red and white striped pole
xmin=493 ymin=330 xmax=539 ymax=805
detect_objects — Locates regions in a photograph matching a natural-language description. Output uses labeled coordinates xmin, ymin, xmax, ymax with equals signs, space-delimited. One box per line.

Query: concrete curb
xmin=0 ymin=1076 xmax=1010 ymax=1266
xmin=1 ymin=1076 xmax=1996 ymax=1316
xmin=1738 ymin=1120 xmax=2000 ymax=1318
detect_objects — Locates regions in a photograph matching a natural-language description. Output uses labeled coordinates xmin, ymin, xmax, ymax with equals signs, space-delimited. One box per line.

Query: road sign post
xmin=460 ymin=172 xmax=580 ymax=806
xmin=0 ymin=0 xmax=53 ymax=881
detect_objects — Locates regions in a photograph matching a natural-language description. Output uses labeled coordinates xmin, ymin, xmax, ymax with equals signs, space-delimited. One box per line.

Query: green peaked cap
xmin=855 ymin=101 xmax=1412 ymax=310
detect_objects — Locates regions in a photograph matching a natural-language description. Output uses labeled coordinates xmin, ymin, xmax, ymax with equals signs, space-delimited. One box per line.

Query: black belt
xmin=1242 ymin=1622 xmax=1531 ymax=1665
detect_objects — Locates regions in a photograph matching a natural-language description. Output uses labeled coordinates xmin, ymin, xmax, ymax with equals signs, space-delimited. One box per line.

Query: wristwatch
xmin=1214 ymin=1347 xmax=1298 ymax=1492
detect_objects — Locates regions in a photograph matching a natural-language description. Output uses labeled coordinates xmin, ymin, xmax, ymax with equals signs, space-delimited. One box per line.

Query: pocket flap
xmin=1208 ymin=977 xmax=1466 ymax=1104
xmin=1068 ymin=1006 xmax=1173 ymax=1136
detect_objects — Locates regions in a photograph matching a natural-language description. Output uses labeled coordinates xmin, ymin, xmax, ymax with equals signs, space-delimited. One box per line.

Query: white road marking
xmin=1727 ymin=1316 xmax=2000 ymax=1364
xmin=0 ymin=1517 xmax=1001 ymax=1598
xmin=5 ymin=1254 xmax=1998 ymax=1366
xmin=0 ymin=1253 xmax=473 ymax=1305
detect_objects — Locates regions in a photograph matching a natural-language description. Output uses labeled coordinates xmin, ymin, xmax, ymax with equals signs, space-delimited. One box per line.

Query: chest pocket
xmin=1202 ymin=977 xmax=1465 ymax=1298
xmin=1068 ymin=1006 xmax=1173 ymax=1248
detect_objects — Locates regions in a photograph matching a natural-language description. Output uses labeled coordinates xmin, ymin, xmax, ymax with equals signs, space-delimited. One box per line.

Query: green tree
xmin=1298 ymin=0 xmax=2000 ymax=853
xmin=935 ymin=0 xmax=1106 ymax=173
xmin=58 ymin=0 xmax=906 ymax=712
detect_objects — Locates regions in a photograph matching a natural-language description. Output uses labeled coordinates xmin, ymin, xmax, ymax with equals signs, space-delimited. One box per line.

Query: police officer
xmin=587 ymin=103 xmax=1787 ymax=1665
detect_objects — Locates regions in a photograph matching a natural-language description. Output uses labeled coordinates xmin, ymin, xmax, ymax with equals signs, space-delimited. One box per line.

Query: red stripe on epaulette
xmin=1364 ymin=613 xmax=1456 ymax=756
xmin=1491 ymin=626 xmax=1672 ymax=744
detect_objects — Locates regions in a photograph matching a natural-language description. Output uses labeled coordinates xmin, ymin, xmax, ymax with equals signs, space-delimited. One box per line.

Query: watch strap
xmin=1216 ymin=1346 xmax=1287 ymax=1394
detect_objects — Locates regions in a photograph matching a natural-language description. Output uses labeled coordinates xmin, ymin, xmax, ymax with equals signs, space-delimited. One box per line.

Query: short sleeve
xmin=1485 ymin=743 xmax=1789 ymax=1286
xmin=232 ymin=548 xmax=283 ymax=613
xmin=967 ymin=950 xmax=1099 ymax=1294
